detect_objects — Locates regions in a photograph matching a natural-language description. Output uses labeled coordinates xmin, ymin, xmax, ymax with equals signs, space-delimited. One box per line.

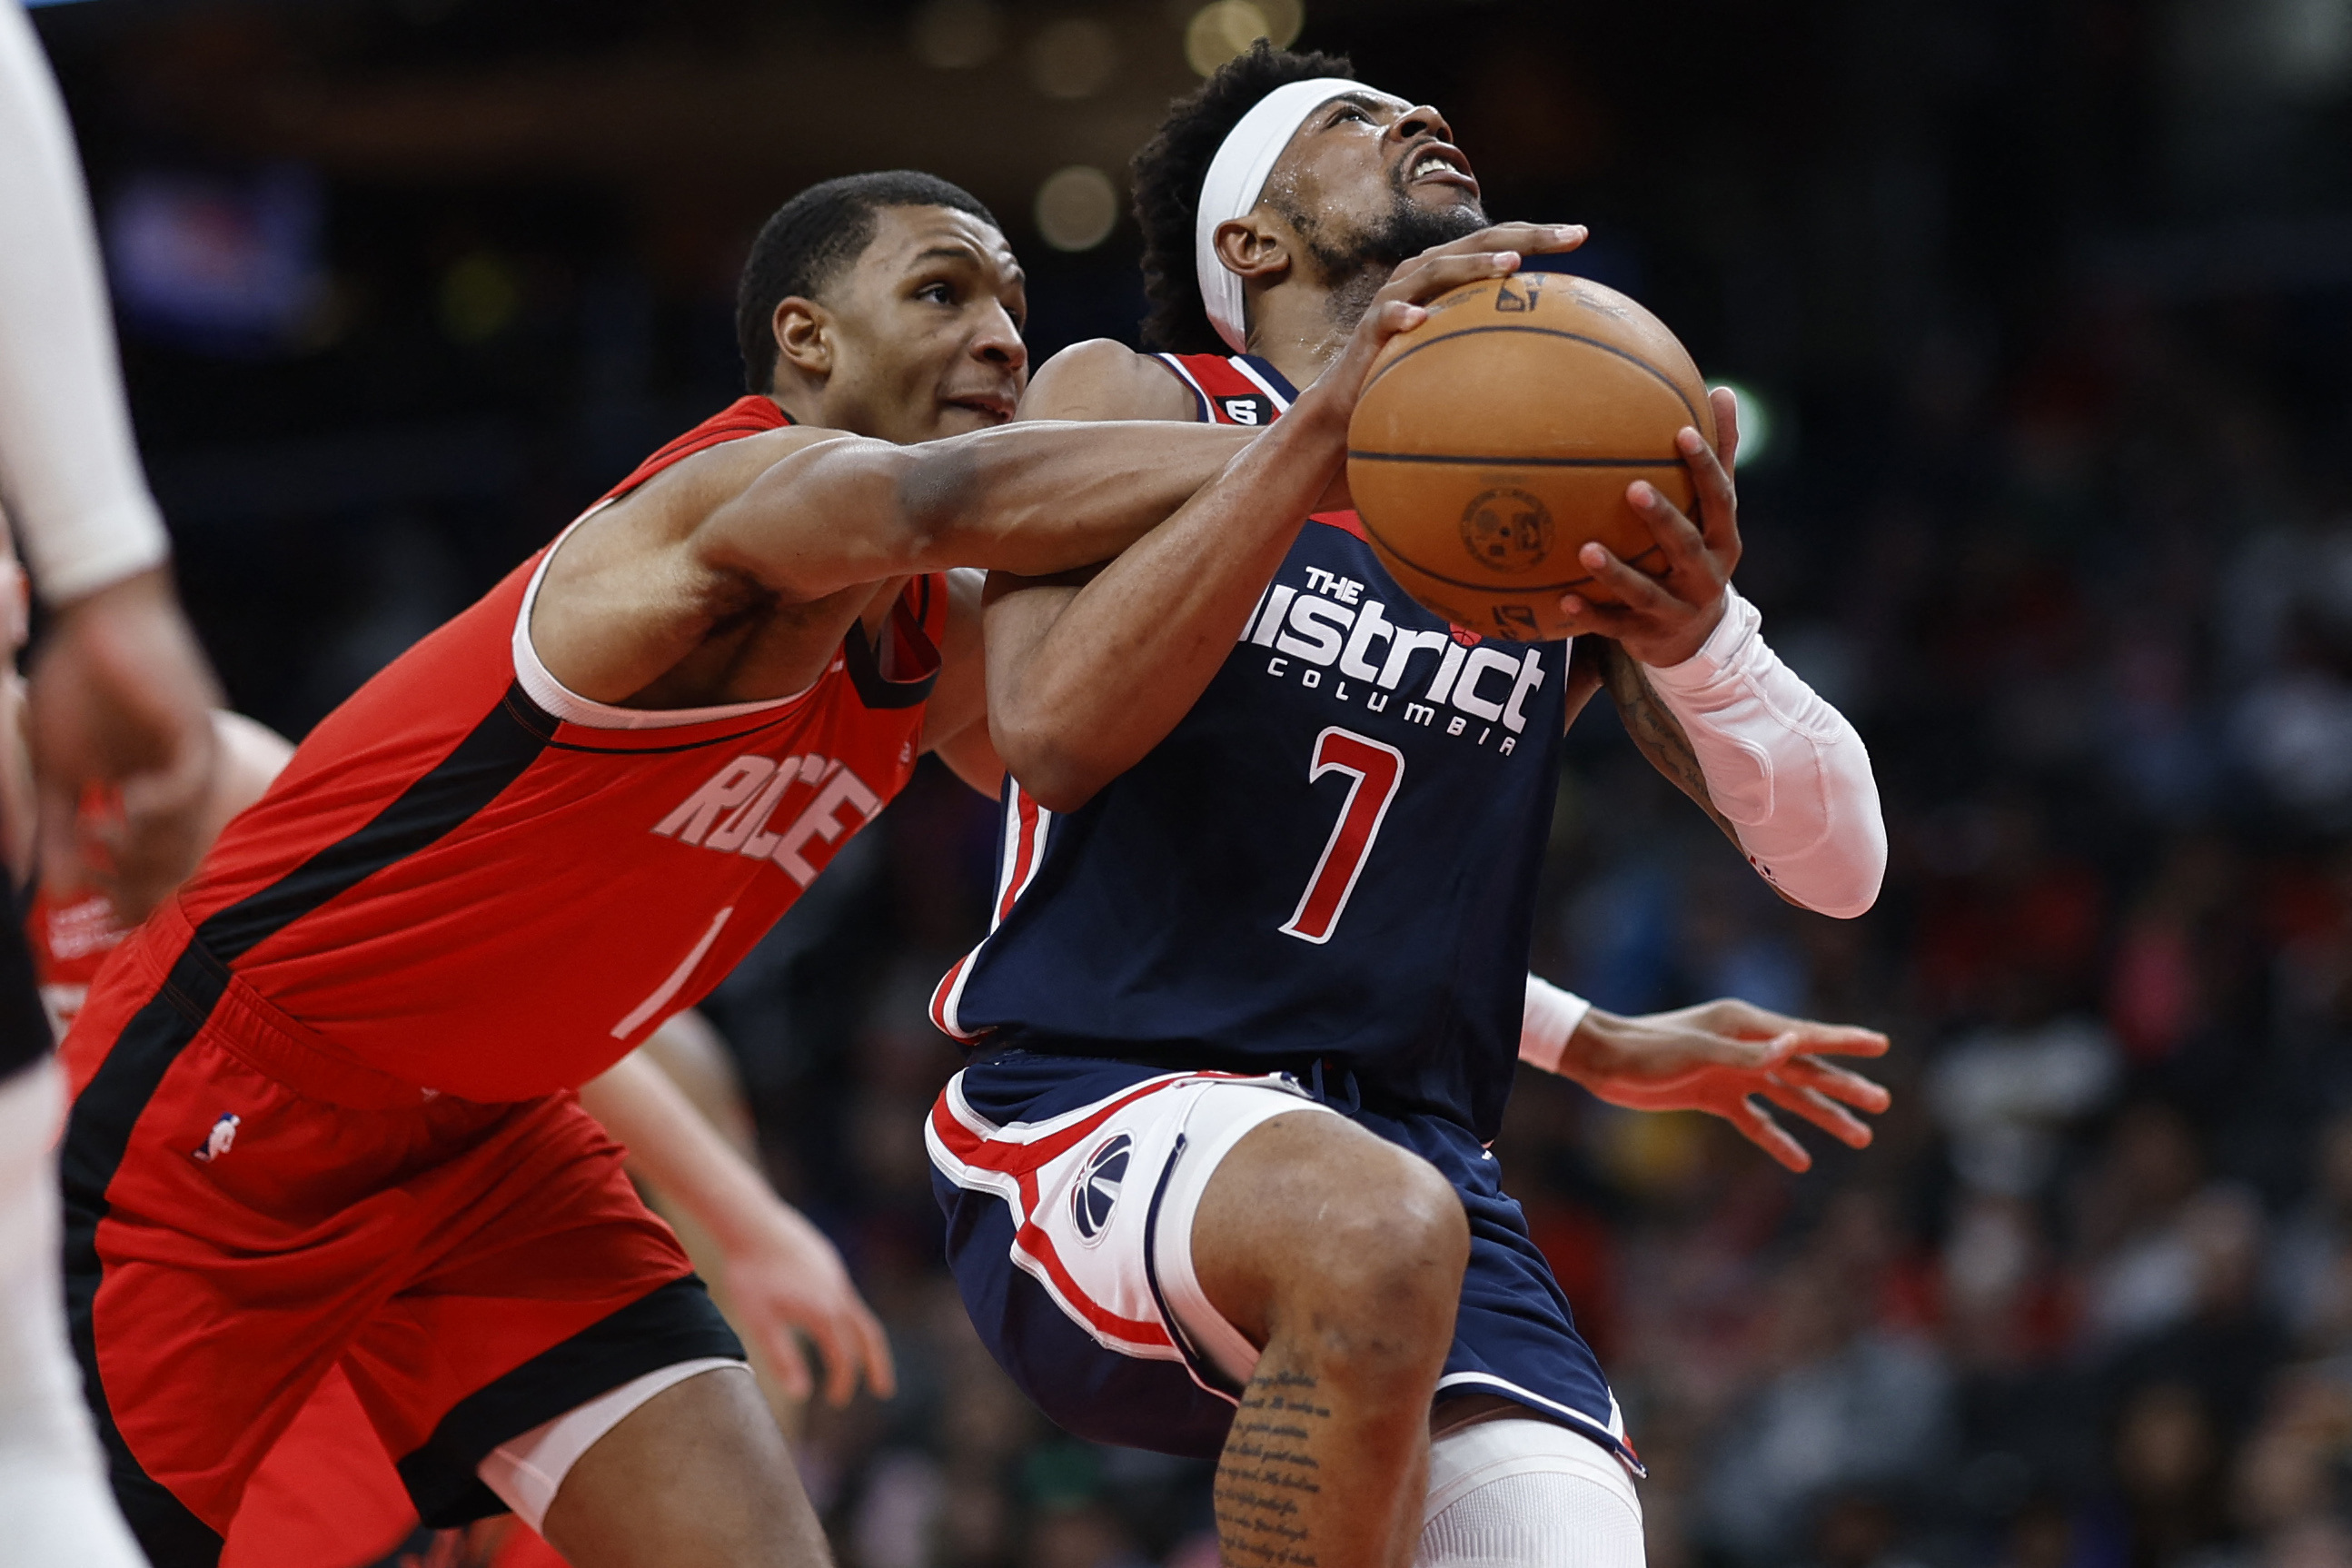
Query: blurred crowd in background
xmin=25 ymin=0 xmax=2352 ymax=1564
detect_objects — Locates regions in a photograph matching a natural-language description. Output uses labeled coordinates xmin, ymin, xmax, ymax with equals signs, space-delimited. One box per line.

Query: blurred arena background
xmin=24 ymin=0 xmax=2352 ymax=1563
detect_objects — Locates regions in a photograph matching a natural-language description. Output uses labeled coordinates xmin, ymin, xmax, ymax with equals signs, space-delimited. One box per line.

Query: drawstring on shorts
xmin=1305 ymin=1057 xmax=1363 ymax=1116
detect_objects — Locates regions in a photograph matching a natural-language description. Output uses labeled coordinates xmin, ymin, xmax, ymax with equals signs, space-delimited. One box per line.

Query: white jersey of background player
xmin=0 ymin=2 xmax=225 ymax=1562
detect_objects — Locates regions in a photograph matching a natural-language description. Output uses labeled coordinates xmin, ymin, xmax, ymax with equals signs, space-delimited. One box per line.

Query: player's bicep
xmin=1018 ymin=339 xmax=1200 ymax=424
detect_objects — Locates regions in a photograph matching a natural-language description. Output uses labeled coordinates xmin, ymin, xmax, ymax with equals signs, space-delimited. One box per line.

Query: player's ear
xmin=1214 ymin=214 xmax=1292 ymax=286
xmin=772 ymin=296 xmax=831 ymax=382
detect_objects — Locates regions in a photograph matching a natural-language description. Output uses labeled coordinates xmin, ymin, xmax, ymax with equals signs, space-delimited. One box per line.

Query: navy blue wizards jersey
xmin=931 ymin=352 xmax=1571 ymax=1141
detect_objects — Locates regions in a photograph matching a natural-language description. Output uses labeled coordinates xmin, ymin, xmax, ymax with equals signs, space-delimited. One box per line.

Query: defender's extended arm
xmin=691 ymin=418 xmax=1260 ymax=601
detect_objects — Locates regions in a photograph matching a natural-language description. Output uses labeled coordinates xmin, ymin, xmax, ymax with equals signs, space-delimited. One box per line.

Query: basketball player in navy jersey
xmin=925 ymin=44 xmax=1891 ymax=1568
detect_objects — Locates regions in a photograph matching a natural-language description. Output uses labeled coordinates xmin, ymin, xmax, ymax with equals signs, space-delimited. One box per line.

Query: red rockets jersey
xmin=116 ymin=396 xmax=946 ymax=1102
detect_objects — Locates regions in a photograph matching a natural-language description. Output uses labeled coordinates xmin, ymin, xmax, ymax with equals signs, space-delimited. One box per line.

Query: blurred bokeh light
xmin=1186 ymin=0 xmax=1302 ymax=77
xmin=1026 ymin=16 xmax=1118 ymax=100
xmin=1034 ymin=164 xmax=1120 ymax=252
xmin=909 ymin=0 xmax=1004 ymax=71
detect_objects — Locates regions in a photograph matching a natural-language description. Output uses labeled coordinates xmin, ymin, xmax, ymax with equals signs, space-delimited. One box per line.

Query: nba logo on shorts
xmin=191 ymin=1113 xmax=240 ymax=1165
xmin=1070 ymin=1133 xmax=1132 ymax=1243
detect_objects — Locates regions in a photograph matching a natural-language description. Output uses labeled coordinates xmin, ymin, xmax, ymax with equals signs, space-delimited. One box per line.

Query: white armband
xmin=1642 ymin=586 xmax=1887 ymax=918
xmin=1521 ymin=975 xmax=1592 ymax=1076
xmin=0 ymin=5 xmax=172 ymax=604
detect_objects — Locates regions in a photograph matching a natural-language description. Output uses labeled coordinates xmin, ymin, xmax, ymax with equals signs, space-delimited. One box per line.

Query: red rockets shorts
xmin=57 ymin=908 xmax=742 ymax=1568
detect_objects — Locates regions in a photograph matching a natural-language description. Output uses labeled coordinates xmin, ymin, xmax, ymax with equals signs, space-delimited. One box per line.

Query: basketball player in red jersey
xmin=948 ymin=45 xmax=1893 ymax=1568
xmin=4 ymin=518 xmax=900 ymax=1568
xmin=56 ymin=166 xmax=1471 ymax=1568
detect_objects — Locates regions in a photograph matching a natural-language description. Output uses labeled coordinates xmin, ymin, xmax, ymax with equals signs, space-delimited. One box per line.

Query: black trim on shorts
xmin=1 ymin=875 xmax=52 ymax=1076
xmin=360 ymin=1525 xmax=441 ymax=1567
xmin=397 ymin=1274 xmax=746 ymax=1528
xmin=58 ymin=690 xmax=554 ymax=1566
xmin=1140 ymin=1130 xmax=1244 ymax=1404
xmin=60 ymin=944 xmax=238 ymax=1567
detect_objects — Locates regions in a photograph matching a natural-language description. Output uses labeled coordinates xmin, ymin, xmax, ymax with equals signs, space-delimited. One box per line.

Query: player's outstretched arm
xmin=578 ymin=1046 xmax=896 ymax=1408
xmin=691 ymin=415 xmax=1269 ymax=601
xmin=987 ymin=224 xmax=1584 ymax=812
xmin=1520 ymin=978 xmax=1892 ymax=1173
xmin=1563 ymin=391 xmax=1887 ymax=919
xmin=531 ymin=415 xmax=1266 ymax=709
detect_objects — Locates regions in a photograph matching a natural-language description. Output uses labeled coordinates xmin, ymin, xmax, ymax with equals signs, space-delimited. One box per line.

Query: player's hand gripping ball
xmin=1345 ymin=273 xmax=1716 ymax=641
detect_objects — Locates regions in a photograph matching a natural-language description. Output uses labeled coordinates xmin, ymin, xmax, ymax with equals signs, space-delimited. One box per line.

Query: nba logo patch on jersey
xmin=1219 ymin=395 xmax=1270 ymax=426
xmin=1070 ymin=1133 xmax=1132 ymax=1243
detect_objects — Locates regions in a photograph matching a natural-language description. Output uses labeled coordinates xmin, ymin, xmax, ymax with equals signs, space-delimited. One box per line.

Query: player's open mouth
xmin=1404 ymin=144 xmax=1477 ymax=192
xmin=945 ymin=394 xmax=1016 ymax=423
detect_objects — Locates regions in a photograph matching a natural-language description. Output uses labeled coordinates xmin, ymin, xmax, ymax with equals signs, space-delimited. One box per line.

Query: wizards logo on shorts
xmin=1069 ymin=1133 xmax=1132 ymax=1243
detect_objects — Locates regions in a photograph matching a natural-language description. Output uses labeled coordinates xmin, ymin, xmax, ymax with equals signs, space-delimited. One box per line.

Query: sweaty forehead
xmin=1267 ymin=89 xmax=1417 ymax=176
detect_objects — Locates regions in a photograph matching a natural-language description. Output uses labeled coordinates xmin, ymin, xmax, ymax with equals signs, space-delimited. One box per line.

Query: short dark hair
xmin=1130 ymin=40 xmax=1356 ymax=354
xmin=735 ymin=171 xmax=1001 ymax=394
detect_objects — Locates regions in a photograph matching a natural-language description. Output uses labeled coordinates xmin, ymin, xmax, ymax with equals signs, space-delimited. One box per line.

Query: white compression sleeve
xmin=1520 ymin=976 xmax=1593 ymax=1076
xmin=1642 ymin=587 xmax=1886 ymax=918
xmin=0 ymin=4 xmax=171 ymax=605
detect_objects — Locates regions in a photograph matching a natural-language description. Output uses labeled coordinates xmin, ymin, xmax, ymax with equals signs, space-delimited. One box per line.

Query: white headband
xmin=1195 ymin=76 xmax=1373 ymax=353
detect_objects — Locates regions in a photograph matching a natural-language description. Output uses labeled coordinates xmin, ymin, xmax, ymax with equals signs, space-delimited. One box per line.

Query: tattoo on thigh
xmin=1214 ymin=1366 xmax=1328 ymax=1566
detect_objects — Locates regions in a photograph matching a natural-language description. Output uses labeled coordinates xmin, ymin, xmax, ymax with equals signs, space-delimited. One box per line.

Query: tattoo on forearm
xmin=1596 ymin=641 xmax=1743 ymax=847
xmin=1215 ymin=1366 xmax=1328 ymax=1566
xmin=1598 ymin=643 xmax=1805 ymax=908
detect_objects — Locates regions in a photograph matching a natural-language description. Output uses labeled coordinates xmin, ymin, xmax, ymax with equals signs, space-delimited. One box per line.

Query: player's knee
xmin=1275 ymin=1144 xmax=1466 ymax=1357
xmin=1197 ymin=1112 xmax=1466 ymax=1369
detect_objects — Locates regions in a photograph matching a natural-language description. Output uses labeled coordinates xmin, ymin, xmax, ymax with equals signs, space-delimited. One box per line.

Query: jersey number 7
xmin=1279 ymin=727 xmax=1406 ymax=945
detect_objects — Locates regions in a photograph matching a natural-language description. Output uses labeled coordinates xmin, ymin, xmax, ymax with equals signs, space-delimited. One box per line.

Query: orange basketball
xmin=1345 ymin=272 xmax=1716 ymax=641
